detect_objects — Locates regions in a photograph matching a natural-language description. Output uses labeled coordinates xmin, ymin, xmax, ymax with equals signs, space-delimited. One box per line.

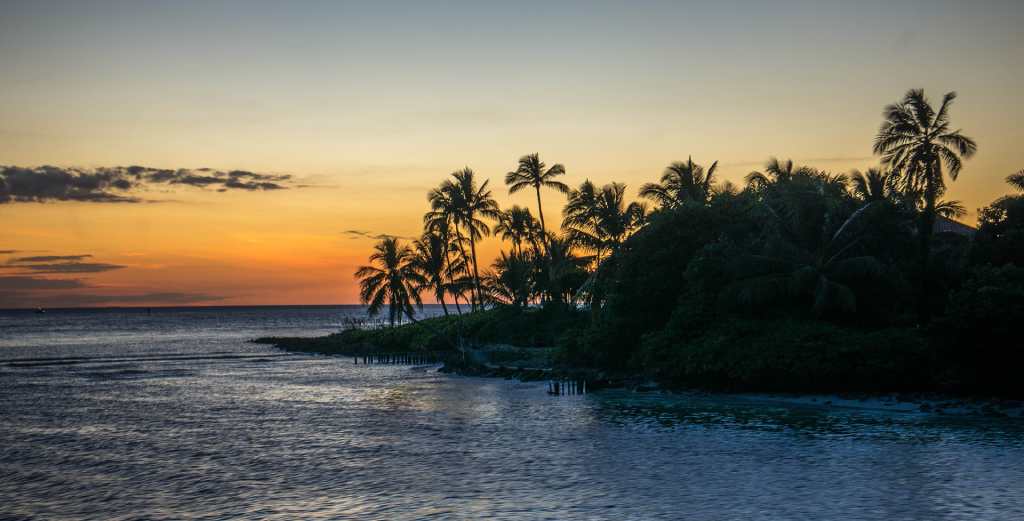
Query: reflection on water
xmin=1 ymin=307 xmax=1023 ymax=520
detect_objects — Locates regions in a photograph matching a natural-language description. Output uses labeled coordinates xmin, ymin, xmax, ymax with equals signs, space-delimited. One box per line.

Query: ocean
xmin=2 ymin=306 xmax=1023 ymax=520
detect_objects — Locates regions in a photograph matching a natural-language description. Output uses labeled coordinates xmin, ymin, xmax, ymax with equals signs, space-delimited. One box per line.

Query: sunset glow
xmin=2 ymin=0 xmax=1022 ymax=307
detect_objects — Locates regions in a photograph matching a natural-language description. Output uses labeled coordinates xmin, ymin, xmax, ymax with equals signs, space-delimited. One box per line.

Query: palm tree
xmin=745 ymin=157 xmax=813 ymax=190
xmin=535 ymin=233 xmax=590 ymax=305
xmin=505 ymin=153 xmax=570 ymax=248
xmin=482 ymin=251 xmax=534 ymax=307
xmin=446 ymin=167 xmax=500 ymax=308
xmin=724 ymin=200 xmax=886 ymax=317
xmin=565 ymin=182 xmax=646 ymax=263
xmin=1008 ymin=170 xmax=1024 ymax=192
xmin=849 ymin=168 xmax=897 ymax=204
xmin=565 ymin=182 xmax=602 ymax=264
xmin=935 ymin=199 xmax=967 ymax=220
xmin=425 ymin=186 xmax=469 ymax=311
xmin=410 ymin=231 xmax=462 ymax=316
xmin=639 ymin=157 xmax=718 ymax=208
xmin=354 ymin=237 xmax=425 ymax=327
xmin=873 ymin=89 xmax=976 ymax=319
xmin=494 ymin=205 xmax=541 ymax=256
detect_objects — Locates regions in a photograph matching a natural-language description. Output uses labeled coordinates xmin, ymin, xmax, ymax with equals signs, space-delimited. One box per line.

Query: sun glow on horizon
xmin=2 ymin=0 xmax=1022 ymax=308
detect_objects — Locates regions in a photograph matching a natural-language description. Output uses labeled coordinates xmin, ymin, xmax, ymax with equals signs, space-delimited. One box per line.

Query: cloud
xmin=9 ymin=254 xmax=92 ymax=263
xmin=3 ymin=254 xmax=125 ymax=274
xmin=342 ymin=229 xmax=417 ymax=241
xmin=0 ymin=165 xmax=296 ymax=204
xmin=15 ymin=262 xmax=125 ymax=274
xmin=0 ymin=250 xmax=16 ymax=255
xmin=0 ymin=276 xmax=86 ymax=291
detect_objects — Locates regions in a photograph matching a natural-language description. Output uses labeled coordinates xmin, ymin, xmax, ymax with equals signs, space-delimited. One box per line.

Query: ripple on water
xmin=2 ymin=307 xmax=1024 ymax=520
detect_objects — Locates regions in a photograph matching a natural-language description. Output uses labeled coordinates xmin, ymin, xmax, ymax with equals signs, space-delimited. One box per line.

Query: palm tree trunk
xmin=437 ymin=285 xmax=449 ymax=316
xmin=452 ymin=223 xmax=475 ymax=310
xmin=917 ymin=179 xmax=937 ymax=323
xmin=535 ymin=185 xmax=550 ymax=254
xmin=468 ymin=232 xmax=483 ymax=309
xmin=444 ymin=248 xmax=462 ymax=314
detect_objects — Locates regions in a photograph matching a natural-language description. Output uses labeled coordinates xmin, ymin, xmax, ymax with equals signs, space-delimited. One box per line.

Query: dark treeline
xmin=353 ymin=89 xmax=1024 ymax=396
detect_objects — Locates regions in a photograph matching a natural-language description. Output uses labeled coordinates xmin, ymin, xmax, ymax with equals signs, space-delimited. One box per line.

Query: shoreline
xmin=257 ymin=335 xmax=1024 ymax=419
xmin=444 ymin=360 xmax=1024 ymax=418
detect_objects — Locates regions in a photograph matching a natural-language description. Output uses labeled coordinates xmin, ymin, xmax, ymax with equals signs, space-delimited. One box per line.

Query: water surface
xmin=2 ymin=306 xmax=1023 ymax=520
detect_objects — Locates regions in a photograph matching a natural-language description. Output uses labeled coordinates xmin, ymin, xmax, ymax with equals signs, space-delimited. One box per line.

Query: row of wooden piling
xmin=353 ymin=352 xmax=442 ymax=365
xmin=548 ymin=380 xmax=587 ymax=395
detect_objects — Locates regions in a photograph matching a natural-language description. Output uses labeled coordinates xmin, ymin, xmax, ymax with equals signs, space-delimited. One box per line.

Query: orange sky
xmin=2 ymin=1 xmax=1022 ymax=307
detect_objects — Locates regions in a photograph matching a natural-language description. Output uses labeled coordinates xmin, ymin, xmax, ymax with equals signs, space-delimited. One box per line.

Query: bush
xmin=638 ymin=318 xmax=932 ymax=392
xmin=932 ymin=264 xmax=1024 ymax=396
xmin=973 ymin=195 xmax=1024 ymax=267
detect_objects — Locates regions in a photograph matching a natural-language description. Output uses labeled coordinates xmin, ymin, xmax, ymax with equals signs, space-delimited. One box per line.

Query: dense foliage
xmin=347 ymin=89 xmax=1024 ymax=396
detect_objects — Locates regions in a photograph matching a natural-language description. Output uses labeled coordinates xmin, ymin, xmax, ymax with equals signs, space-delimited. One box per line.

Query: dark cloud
xmin=0 ymin=165 xmax=296 ymax=204
xmin=3 ymin=254 xmax=124 ymax=274
xmin=0 ymin=250 xmax=16 ymax=255
xmin=10 ymin=255 xmax=92 ymax=263
xmin=342 ymin=229 xmax=417 ymax=241
xmin=16 ymin=262 xmax=125 ymax=274
xmin=0 ymin=276 xmax=86 ymax=291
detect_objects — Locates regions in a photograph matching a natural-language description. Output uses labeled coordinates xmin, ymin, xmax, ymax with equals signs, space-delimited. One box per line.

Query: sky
xmin=1 ymin=0 xmax=1022 ymax=308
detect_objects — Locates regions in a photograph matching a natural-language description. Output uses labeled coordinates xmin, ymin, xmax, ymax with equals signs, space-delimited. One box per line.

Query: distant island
xmin=261 ymin=89 xmax=1024 ymax=399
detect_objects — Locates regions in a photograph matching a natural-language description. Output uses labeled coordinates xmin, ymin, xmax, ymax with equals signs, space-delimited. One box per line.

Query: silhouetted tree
xmin=483 ymin=251 xmax=535 ymax=307
xmin=505 ymin=153 xmax=569 ymax=250
xmin=745 ymin=157 xmax=813 ymax=190
xmin=640 ymin=157 xmax=718 ymax=208
xmin=425 ymin=185 xmax=470 ymax=311
xmin=355 ymin=237 xmax=425 ymax=326
xmin=565 ymin=182 xmax=646 ymax=263
xmin=535 ymin=233 xmax=589 ymax=305
xmin=494 ymin=205 xmax=541 ymax=257
xmin=446 ymin=168 xmax=500 ymax=308
xmin=849 ymin=168 xmax=897 ymax=204
xmin=873 ymin=89 xmax=976 ymax=320
xmin=411 ymin=231 xmax=465 ymax=316
xmin=1007 ymin=170 xmax=1024 ymax=192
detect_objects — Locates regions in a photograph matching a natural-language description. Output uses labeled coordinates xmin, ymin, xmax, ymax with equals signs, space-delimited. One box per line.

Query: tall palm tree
xmin=639 ymin=157 xmax=718 ymax=209
xmin=1008 ymin=170 xmax=1024 ymax=192
xmin=745 ymin=157 xmax=813 ymax=189
xmin=425 ymin=186 xmax=469 ymax=311
xmin=494 ymin=205 xmax=540 ymax=256
xmin=410 ymin=231 xmax=461 ymax=316
xmin=873 ymin=89 xmax=976 ymax=319
xmin=442 ymin=168 xmax=500 ymax=308
xmin=354 ymin=237 xmax=425 ymax=327
xmin=505 ymin=153 xmax=570 ymax=248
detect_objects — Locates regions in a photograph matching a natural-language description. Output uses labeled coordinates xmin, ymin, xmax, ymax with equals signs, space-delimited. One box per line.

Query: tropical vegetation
xmin=343 ymin=88 xmax=1024 ymax=396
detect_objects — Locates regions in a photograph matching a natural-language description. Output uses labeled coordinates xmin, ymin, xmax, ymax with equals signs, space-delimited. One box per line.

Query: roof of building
xmin=933 ymin=216 xmax=977 ymax=238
